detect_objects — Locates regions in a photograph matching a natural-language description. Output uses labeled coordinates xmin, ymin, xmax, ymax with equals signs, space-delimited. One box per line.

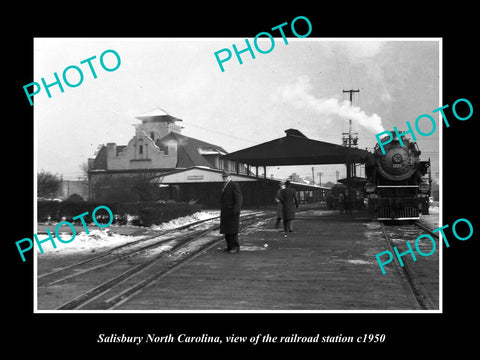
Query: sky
xmin=34 ymin=38 xmax=440 ymax=184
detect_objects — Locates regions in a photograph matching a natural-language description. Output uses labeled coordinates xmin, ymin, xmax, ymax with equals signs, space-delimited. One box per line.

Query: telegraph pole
xmin=342 ymin=89 xmax=359 ymax=192
xmin=343 ymin=89 xmax=359 ymax=103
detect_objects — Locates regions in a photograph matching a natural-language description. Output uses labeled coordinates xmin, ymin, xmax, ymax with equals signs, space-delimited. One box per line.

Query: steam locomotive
xmin=365 ymin=132 xmax=431 ymax=220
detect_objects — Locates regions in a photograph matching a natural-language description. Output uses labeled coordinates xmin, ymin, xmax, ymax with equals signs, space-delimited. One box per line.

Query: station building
xmin=87 ymin=108 xmax=327 ymax=207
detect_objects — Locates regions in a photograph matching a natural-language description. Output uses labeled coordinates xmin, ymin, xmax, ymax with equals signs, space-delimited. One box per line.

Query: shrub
xmin=65 ymin=193 xmax=85 ymax=202
xmin=37 ymin=200 xmax=203 ymax=227
xmin=138 ymin=207 xmax=157 ymax=227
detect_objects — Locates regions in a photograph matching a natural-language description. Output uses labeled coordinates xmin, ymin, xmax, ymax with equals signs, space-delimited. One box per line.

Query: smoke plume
xmin=276 ymin=75 xmax=385 ymax=134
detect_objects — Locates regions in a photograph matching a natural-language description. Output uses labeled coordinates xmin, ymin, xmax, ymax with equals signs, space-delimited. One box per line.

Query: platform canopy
xmin=221 ymin=129 xmax=372 ymax=166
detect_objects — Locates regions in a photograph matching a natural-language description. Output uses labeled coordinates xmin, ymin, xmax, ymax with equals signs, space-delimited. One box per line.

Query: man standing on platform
xmin=280 ymin=180 xmax=299 ymax=236
xmin=274 ymin=182 xmax=286 ymax=228
xmin=220 ymin=170 xmax=243 ymax=253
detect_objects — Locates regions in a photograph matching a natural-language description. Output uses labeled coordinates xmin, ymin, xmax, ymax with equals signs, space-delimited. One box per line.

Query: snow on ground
xmin=36 ymin=211 xmax=220 ymax=257
xmin=36 ymin=229 xmax=148 ymax=256
xmin=149 ymin=211 xmax=219 ymax=231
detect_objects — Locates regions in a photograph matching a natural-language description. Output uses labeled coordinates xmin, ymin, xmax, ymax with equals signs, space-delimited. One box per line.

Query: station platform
xmin=117 ymin=209 xmax=428 ymax=311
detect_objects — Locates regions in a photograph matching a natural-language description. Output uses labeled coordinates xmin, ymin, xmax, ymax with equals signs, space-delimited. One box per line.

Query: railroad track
xmin=380 ymin=220 xmax=439 ymax=310
xmin=37 ymin=215 xmax=223 ymax=288
xmin=37 ymin=211 xmax=272 ymax=310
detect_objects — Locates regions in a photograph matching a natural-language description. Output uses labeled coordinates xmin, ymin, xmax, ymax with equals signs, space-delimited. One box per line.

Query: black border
xmin=7 ymin=4 xmax=478 ymax=354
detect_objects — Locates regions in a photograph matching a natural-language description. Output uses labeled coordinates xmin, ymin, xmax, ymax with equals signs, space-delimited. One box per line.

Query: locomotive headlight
xmin=419 ymin=181 xmax=430 ymax=193
xmin=392 ymin=153 xmax=403 ymax=163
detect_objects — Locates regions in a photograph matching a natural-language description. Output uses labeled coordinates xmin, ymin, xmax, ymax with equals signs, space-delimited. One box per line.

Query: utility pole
xmin=342 ymin=89 xmax=359 ymax=192
xmin=343 ymin=88 xmax=359 ymax=103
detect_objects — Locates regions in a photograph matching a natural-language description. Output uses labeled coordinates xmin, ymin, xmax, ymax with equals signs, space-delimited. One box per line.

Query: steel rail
xmin=50 ymin=212 xmax=271 ymax=310
xmin=380 ymin=222 xmax=438 ymax=310
xmin=37 ymin=215 xmax=221 ymax=285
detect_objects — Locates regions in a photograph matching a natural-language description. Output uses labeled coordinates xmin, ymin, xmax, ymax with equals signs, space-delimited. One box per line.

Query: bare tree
xmin=37 ymin=171 xmax=62 ymax=199
xmin=92 ymin=172 xmax=163 ymax=202
xmin=79 ymin=161 xmax=90 ymax=181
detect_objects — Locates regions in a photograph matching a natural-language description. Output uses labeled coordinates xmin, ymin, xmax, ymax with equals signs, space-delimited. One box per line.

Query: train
xmin=364 ymin=132 xmax=431 ymax=220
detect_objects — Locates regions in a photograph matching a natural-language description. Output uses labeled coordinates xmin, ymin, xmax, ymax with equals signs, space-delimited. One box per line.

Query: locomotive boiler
xmin=365 ymin=132 xmax=431 ymax=220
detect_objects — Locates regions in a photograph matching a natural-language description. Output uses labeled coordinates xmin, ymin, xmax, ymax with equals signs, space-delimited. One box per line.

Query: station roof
xmin=148 ymin=166 xmax=329 ymax=190
xmin=157 ymin=132 xmax=227 ymax=168
xmin=221 ymin=129 xmax=372 ymax=166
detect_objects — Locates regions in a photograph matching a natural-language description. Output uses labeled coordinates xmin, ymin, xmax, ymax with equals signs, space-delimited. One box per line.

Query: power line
xmin=332 ymin=49 xmax=345 ymax=90
xmin=182 ymin=121 xmax=258 ymax=145
xmin=343 ymin=54 xmax=354 ymax=89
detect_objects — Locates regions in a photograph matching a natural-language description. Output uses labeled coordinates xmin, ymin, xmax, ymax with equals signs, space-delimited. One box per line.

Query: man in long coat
xmin=220 ymin=170 xmax=243 ymax=253
xmin=274 ymin=182 xmax=285 ymax=228
xmin=280 ymin=180 xmax=299 ymax=235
